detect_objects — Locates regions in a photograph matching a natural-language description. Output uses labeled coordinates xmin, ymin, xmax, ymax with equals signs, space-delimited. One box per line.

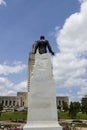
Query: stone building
xmin=0 ymin=96 xmax=16 ymax=112
xmin=16 ymin=92 xmax=28 ymax=108
xmin=0 ymin=92 xmax=69 ymax=112
xmin=56 ymin=96 xmax=69 ymax=107
xmin=0 ymin=92 xmax=28 ymax=112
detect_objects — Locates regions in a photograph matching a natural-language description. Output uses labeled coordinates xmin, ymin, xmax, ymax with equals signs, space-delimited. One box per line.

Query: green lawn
xmin=77 ymin=113 xmax=87 ymax=120
xmin=58 ymin=111 xmax=87 ymax=120
xmin=58 ymin=111 xmax=70 ymax=120
xmin=0 ymin=112 xmax=27 ymax=121
xmin=0 ymin=111 xmax=87 ymax=121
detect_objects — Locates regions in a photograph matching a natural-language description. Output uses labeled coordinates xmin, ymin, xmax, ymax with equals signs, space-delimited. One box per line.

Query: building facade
xmin=0 ymin=92 xmax=28 ymax=111
xmin=0 ymin=96 xmax=16 ymax=111
xmin=0 ymin=92 xmax=69 ymax=111
xmin=56 ymin=96 xmax=69 ymax=107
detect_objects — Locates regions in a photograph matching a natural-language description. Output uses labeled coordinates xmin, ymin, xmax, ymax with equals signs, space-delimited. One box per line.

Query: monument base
xmin=23 ymin=121 xmax=62 ymax=130
xmin=24 ymin=54 xmax=62 ymax=130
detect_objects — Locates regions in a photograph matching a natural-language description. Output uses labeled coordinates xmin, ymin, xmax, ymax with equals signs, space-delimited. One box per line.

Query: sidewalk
xmin=76 ymin=127 xmax=87 ymax=130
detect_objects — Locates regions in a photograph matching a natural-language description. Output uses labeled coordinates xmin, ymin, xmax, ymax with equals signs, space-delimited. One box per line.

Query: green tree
xmin=69 ymin=102 xmax=81 ymax=118
xmin=62 ymin=102 xmax=69 ymax=112
xmin=0 ymin=103 xmax=3 ymax=117
xmin=74 ymin=102 xmax=81 ymax=112
xmin=81 ymin=95 xmax=87 ymax=114
xmin=57 ymin=105 xmax=61 ymax=111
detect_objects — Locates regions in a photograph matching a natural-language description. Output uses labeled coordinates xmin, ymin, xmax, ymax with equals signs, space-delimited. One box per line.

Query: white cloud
xmin=0 ymin=77 xmax=14 ymax=96
xmin=0 ymin=0 xmax=6 ymax=6
xmin=0 ymin=77 xmax=13 ymax=89
xmin=0 ymin=62 xmax=27 ymax=75
xmin=0 ymin=77 xmax=27 ymax=96
xmin=78 ymin=0 xmax=87 ymax=4
xmin=77 ymin=85 xmax=87 ymax=98
xmin=53 ymin=1 xmax=87 ymax=100
xmin=0 ymin=61 xmax=27 ymax=96
xmin=13 ymin=81 xmax=27 ymax=92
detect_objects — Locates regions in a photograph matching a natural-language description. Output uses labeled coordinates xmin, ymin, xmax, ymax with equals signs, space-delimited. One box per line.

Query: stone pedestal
xmin=23 ymin=54 xmax=62 ymax=130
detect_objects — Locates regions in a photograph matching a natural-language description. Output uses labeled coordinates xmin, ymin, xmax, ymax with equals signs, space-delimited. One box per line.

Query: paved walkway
xmin=78 ymin=128 xmax=87 ymax=130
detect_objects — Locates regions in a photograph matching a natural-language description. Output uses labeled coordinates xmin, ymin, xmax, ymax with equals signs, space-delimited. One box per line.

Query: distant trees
xmin=69 ymin=102 xmax=81 ymax=118
xmin=0 ymin=103 xmax=3 ymax=117
xmin=62 ymin=102 xmax=69 ymax=112
xmin=81 ymin=95 xmax=87 ymax=114
xmin=60 ymin=95 xmax=87 ymax=118
xmin=57 ymin=101 xmax=69 ymax=112
xmin=58 ymin=95 xmax=87 ymax=119
xmin=57 ymin=105 xmax=61 ymax=111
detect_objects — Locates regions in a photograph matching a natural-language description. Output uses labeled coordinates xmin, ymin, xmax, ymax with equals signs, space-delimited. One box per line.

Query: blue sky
xmin=0 ymin=0 xmax=87 ymax=102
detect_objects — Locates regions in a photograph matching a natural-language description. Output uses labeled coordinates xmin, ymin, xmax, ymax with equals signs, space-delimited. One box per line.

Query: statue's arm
xmin=47 ymin=41 xmax=55 ymax=55
xmin=33 ymin=42 xmax=39 ymax=54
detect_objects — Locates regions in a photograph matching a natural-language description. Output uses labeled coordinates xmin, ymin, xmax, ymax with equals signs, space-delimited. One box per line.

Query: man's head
xmin=40 ymin=35 xmax=45 ymax=40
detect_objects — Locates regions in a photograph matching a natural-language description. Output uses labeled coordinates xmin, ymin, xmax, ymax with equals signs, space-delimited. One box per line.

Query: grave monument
xmin=23 ymin=36 xmax=62 ymax=130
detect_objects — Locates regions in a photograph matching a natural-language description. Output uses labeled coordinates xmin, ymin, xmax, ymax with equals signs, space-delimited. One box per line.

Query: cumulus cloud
xmin=0 ymin=62 xmax=27 ymax=75
xmin=0 ymin=77 xmax=13 ymax=89
xmin=0 ymin=77 xmax=14 ymax=96
xmin=0 ymin=61 xmax=27 ymax=96
xmin=0 ymin=0 xmax=6 ymax=6
xmin=0 ymin=77 xmax=27 ymax=96
xmin=78 ymin=0 xmax=87 ymax=4
xmin=53 ymin=1 xmax=87 ymax=101
xmin=13 ymin=81 xmax=27 ymax=92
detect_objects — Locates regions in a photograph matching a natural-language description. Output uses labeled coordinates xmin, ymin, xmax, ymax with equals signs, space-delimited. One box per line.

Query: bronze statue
xmin=34 ymin=36 xmax=54 ymax=55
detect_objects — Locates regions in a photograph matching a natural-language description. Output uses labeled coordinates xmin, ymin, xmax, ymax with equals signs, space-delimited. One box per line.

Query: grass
xmin=0 ymin=112 xmax=27 ymax=121
xmin=58 ymin=111 xmax=70 ymax=120
xmin=0 ymin=111 xmax=87 ymax=121
xmin=58 ymin=111 xmax=87 ymax=120
xmin=0 ymin=111 xmax=87 ymax=129
xmin=77 ymin=113 xmax=87 ymax=120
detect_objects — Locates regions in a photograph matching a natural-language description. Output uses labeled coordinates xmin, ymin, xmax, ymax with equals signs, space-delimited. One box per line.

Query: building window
xmin=62 ymin=100 xmax=64 ymax=105
xmin=9 ymin=101 xmax=12 ymax=106
xmin=59 ymin=100 xmax=61 ymax=105
xmin=13 ymin=101 xmax=15 ymax=106
xmin=23 ymin=102 xmax=24 ymax=106
xmin=5 ymin=100 xmax=8 ymax=106
xmin=2 ymin=100 xmax=4 ymax=106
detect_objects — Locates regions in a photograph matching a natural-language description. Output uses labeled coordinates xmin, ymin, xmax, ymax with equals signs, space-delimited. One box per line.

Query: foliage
xmin=62 ymin=102 xmax=69 ymax=112
xmin=60 ymin=121 xmax=87 ymax=129
xmin=0 ymin=103 xmax=3 ymax=117
xmin=0 ymin=103 xmax=3 ymax=111
xmin=81 ymin=95 xmax=87 ymax=114
xmin=69 ymin=102 xmax=81 ymax=119
xmin=57 ymin=105 xmax=61 ymax=111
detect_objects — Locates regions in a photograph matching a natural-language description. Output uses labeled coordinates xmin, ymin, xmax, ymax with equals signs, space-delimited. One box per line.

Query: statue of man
xmin=34 ymin=36 xmax=55 ymax=55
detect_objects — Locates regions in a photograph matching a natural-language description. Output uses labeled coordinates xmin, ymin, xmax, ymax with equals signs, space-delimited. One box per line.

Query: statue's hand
xmin=32 ymin=52 xmax=35 ymax=55
xmin=51 ymin=52 xmax=55 ymax=56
